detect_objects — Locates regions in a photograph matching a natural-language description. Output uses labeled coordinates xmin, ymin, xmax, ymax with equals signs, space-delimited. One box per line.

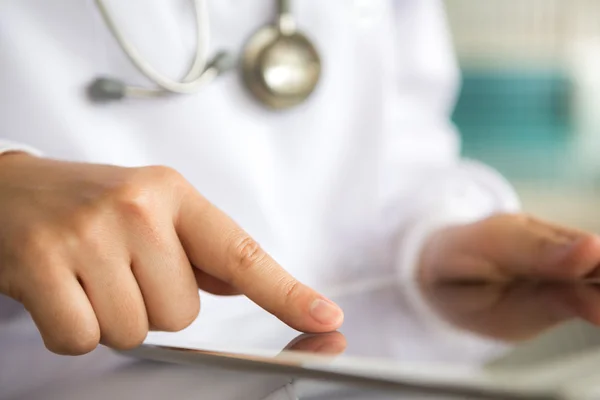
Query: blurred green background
xmin=445 ymin=0 xmax=600 ymax=231
xmin=454 ymin=69 xmax=570 ymax=181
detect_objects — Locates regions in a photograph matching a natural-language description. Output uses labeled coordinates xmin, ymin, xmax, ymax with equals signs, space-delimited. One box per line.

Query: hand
xmin=421 ymin=282 xmax=600 ymax=342
xmin=0 ymin=154 xmax=343 ymax=355
xmin=419 ymin=213 xmax=600 ymax=283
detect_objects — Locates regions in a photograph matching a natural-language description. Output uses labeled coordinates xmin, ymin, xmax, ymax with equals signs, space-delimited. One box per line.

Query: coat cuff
xmin=396 ymin=159 xmax=521 ymax=282
xmin=0 ymin=140 xmax=43 ymax=158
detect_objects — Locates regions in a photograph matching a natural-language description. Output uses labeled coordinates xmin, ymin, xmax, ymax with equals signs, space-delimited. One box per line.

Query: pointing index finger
xmin=175 ymin=189 xmax=344 ymax=333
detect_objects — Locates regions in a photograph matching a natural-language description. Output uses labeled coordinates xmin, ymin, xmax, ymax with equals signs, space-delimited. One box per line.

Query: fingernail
xmin=310 ymin=299 xmax=343 ymax=326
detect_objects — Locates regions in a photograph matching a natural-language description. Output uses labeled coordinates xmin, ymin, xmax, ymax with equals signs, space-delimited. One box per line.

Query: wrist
xmin=416 ymin=225 xmax=458 ymax=284
xmin=0 ymin=151 xmax=39 ymax=167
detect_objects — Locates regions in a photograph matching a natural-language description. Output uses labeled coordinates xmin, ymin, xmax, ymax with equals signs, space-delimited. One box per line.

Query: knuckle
xmin=143 ymin=165 xmax=184 ymax=184
xmin=68 ymin=336 xmax=100 ymax=356
xmin=18 ymin=226 xmax=60 ymax=266
xmin=515 ymin=213 xmax=535 ymax=226
xmin=172 ymin=303 xmax=200 ymax=332
xmin=485 ymin=212 xmax=525 ymax=227
xmin=152 ymin=299 xmax=200 ymax=333
xmin=534 ymin=236 xmax=579 ymax=278
xmin=535 ymin=235 xmax=557 ymax=255
xmin=110 ymin=327 xmax=148 ymax=351
xmin=20 ymin=226 xmax=55 ymax=254
xmin=46 ymin=327 xmax=100 ymax=356
xmin=108 ymin=165 xmax=187 ymax=227
xmin=138 ymin=165 xmax=187 ymax=196
xmin=69 ymin=208 xmax=109 ymax=250
xmin=229 ymin=234 xmax=266 ymax=273
xmin=281 ymin=279 xmax=301 ymax=303
xmin=103 ymin=299 xmax=150 ymax=350
xmin=146 ymin=165 xmax=189 ymax=200
xmin=535 ymin=236 xmax=554 ymax=259
xmin=112 ymin=166 xmax=184 ymax=222
xmin=112 ymin=183 xmax=155 ymax=224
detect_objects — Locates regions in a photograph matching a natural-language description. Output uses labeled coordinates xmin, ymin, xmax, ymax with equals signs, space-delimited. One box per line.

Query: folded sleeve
xmin=0 ymin=139 xmax=42 ymax=157
xmin=395 ymin=159 xmax=521 ymax=282
xmin=389 ymin=162 xmax=519 ymax=360
xmin=388 ymin=0 xmax=521 ymax=282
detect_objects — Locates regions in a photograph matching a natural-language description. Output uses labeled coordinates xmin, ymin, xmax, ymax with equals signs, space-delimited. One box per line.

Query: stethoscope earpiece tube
xmin=87 ymin=51 xmax=236 ymax=103
xmin=91 ymin=0 xmax=215 ymax=100
xmin=209 ymin=51 xmax=237 ymax=75
xmin=90 ymin=0 xmax=321 ymax=109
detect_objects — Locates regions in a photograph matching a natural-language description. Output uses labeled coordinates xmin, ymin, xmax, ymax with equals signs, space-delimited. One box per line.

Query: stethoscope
xmin=88 ymin=0 xmax=322 ymax=110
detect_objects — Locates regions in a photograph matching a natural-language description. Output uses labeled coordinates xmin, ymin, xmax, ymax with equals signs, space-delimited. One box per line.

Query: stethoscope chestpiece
xmin=88 ymin=0 xmax=320 ymax=109
xmin=241 ymin=0 xmax=321 ymax=110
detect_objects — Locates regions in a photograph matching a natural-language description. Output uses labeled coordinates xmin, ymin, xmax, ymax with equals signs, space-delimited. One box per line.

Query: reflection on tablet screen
xmin=127 ymin=281 xmax=600 ymax=399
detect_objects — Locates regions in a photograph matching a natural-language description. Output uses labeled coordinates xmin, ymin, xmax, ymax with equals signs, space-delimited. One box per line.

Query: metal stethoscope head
xmin=88 ymin=0 xmax=321 ymax=110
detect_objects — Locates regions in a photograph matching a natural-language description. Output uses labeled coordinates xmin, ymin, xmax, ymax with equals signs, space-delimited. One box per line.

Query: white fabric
xmin=397 ymin=159 xmax=521 ymax=282
xmin=0 ymin=0 xmax=519 ymax=290
xmin=0 ymin=0 xmax=520 ymax=398
xmin=0 ymin=140 xmax=42 ymax=157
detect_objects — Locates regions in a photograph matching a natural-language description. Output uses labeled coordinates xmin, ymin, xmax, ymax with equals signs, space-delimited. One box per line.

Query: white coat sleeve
xmin=0 ymin=139 xmax=42 ymax=157
xmin=395 ymin=160 xmax=521 ymax=281
xmin=390 ymin=0 xmax=521 ymax=282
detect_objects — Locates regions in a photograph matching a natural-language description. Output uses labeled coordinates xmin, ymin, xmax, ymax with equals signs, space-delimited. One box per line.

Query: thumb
xmin=471 ymin=214 xmax=600 ymax=280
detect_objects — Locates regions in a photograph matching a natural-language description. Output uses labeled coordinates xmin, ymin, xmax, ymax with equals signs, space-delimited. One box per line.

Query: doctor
xmin=1 ymin=0 xmax=599 ymax=358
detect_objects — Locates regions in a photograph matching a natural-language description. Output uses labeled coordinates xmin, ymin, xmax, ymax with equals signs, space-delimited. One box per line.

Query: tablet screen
xmin=132 ymin=280 xmax=600 ymax=399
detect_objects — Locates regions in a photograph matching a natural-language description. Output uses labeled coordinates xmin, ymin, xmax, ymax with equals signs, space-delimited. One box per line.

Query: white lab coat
xmin=0 ymin=0 xmax=518 ymax=398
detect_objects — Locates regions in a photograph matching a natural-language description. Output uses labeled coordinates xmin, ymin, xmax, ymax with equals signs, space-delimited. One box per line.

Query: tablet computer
xmin=121 ymin=280 xmax=600 ymax=400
